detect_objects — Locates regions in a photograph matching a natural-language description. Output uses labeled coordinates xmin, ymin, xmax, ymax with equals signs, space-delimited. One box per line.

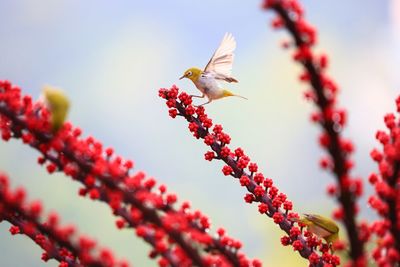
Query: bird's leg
xmin=329 ymin=243 xmax=335 ymax=254
xmin=197 ymin=99 xmax=212 ymax=106
xmin=190 ymin=93 xmax=205 ymax=99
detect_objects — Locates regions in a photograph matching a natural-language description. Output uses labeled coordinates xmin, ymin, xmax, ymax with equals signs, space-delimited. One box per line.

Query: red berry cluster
xmin=0 ymin=173 xmax=129 ymax=267
xmin=263 ymin=0 xmax=366 ymax=264
xmin=368 ymin=97 xmax=400 ymax=266
xmin=159 ymin=86 xmax=338 ymax=266
xmin=0 ymin=80 xmax=255 ymax=267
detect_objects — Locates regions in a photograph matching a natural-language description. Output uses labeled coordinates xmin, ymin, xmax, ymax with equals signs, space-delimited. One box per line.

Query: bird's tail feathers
xmin=222 ymin=89 xmax=248 ymax=100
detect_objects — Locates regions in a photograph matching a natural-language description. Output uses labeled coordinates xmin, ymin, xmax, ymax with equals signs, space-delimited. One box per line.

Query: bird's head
xmin=42 ymin=86 xmax=69 ymax=111
xmin=179 ymin=67 xmax=202 ymax=82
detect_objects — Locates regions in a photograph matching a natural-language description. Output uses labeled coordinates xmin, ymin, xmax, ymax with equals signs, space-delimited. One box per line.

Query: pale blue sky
xmin=0 ymin=1 xmax=398 ymax=266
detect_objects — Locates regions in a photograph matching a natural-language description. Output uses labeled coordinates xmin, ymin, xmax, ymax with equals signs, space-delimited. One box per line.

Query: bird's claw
xmin=190 ymin=94 xmax=205 ymax=99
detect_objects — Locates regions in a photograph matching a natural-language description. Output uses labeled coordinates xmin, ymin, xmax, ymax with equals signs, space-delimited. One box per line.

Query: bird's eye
xmin=187 ymin=71 xmax=192 ymax=76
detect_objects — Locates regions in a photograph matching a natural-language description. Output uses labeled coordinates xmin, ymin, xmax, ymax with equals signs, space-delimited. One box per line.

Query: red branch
xmin=263 ymin=0 xmax=366 ymax=264
xmin=368 ymin=97 xmax=400 ymax=265
xmin=0 ymin=173 xmax=129 ymax=267
xmin=159 ymin=86 xmax=341 ymax=267
xmin=0 ymin=80 xmax=257 ymax=267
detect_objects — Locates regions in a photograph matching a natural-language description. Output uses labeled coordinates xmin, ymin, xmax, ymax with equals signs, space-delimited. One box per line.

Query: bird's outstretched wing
xmin=204 ymin=33 xmax=238 ymax=83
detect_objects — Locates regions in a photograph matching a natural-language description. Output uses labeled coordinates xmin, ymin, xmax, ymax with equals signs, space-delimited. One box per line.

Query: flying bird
xmin=180 ymin=33 xmax=246 ymax=106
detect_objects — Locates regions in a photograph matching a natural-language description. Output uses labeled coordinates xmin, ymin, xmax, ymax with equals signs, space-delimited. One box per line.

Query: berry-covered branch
xmin=159 ymin=86 xmax=341 ymax=267
xmin=0 ymin=173 xmax=129 ymax=267
xmin=263 ymin=0 xmax=366 ymax=263
xmin=368 ymin=97 xmax=400 ymax=265
xmin=0 ymin=81 xmax=195 ymax=266
xmin=0 ymin=80 xmax=257 ymax=267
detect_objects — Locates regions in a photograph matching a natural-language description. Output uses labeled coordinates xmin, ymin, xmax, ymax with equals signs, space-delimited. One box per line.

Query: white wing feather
xmin=204 ymin=33 xmax=238 ymax=82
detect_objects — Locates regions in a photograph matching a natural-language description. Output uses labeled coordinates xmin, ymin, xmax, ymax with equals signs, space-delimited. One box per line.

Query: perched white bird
xmin=180 ymin=33 xmax=246 ymax=105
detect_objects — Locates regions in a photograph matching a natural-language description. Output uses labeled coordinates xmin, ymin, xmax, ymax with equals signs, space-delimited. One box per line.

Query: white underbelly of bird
xmin=195 ymin=74 xmax=225 ymax=100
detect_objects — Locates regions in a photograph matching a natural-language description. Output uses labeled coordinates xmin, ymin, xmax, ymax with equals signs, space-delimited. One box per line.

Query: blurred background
xmin=0 ymin=0 xmax=399 ymax=266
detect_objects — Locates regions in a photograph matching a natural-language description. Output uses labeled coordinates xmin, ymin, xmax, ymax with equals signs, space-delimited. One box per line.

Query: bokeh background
xmin=0 ymin=0 xmax=399 ymax=266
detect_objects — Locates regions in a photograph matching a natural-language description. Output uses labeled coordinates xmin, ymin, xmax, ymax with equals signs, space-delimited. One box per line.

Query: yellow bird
xmin=180 ymin=33 xmax=247 ymax=105
xmin=42 ymin=85 xmax=70 ymax=133
xmin=299 ymin=214 xmax=339 ymax=245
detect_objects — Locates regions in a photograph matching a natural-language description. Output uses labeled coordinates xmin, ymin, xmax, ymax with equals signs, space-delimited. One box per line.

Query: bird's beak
xmin=179 ymin=74 xmax=185 ymax=80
